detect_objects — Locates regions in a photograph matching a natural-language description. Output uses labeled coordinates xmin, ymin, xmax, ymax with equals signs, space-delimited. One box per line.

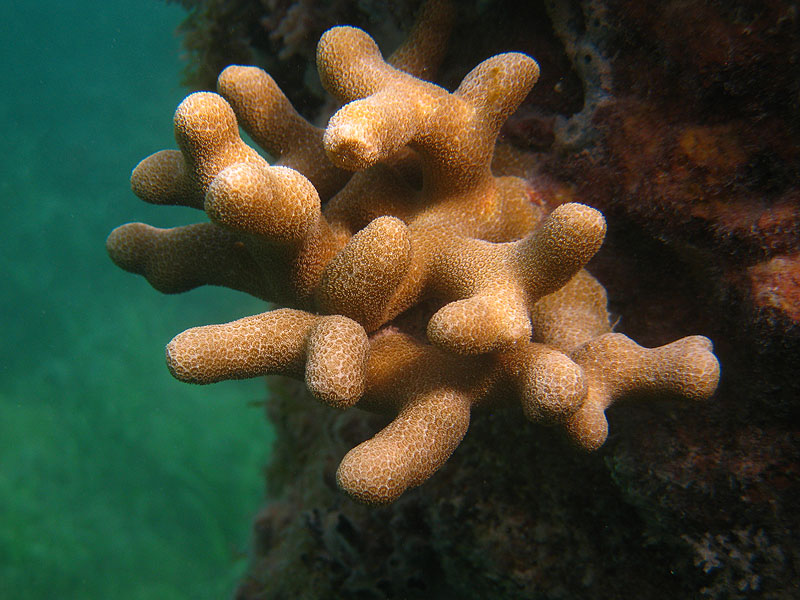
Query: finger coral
xmin=107 ymin=0 xmax=720 ymax=505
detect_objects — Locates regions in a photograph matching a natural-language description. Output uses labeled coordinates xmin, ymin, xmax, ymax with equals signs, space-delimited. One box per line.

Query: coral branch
xmin=167 ymin=309 xmax=368 ymax=409
xmin=566 ymin=334 xmax=722 ymax=450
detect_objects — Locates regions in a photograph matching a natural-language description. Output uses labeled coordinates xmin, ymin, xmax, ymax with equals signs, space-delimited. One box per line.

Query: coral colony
xmin=107 ymin=1 xmax=720 ymax=505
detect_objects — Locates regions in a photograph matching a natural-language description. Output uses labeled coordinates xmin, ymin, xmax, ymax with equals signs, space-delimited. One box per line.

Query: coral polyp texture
xmin=107 ymin=3 xmax=720 ymax=505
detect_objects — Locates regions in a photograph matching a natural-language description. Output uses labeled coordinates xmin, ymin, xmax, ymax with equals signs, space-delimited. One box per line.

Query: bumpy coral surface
xmin=108 ymin=0 xmax=720 ymax=505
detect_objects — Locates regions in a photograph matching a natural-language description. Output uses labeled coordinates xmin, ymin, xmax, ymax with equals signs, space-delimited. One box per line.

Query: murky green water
xmin=1 ymin=2 xmax=273 ymax=597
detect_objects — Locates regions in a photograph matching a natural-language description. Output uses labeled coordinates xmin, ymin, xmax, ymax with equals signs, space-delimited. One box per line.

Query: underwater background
xmin=3 ymin=0 xmax=798 ymax=597
xmin=1 ymin=2 xmax=272 ymax=597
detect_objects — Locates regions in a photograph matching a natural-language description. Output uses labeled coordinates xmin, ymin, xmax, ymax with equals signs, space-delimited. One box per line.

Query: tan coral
xmin=167 ymin=309 xmax=368 ymax=409
xmin=566 ymin=333 xmax=722 ymax=450
xmin=216 ymin=66 xmax=349 ymax=201
xmin=106 ymin=0 xmax=721 ymax=505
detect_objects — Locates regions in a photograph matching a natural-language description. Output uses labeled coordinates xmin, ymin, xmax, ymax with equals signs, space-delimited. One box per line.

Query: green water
xmin=1 ymin=2 xmax=272 ymax=597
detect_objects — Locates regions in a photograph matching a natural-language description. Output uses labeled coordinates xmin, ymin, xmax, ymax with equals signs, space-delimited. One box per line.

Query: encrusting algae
xmin=107 ymin=0 xmax=720 ymax=505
